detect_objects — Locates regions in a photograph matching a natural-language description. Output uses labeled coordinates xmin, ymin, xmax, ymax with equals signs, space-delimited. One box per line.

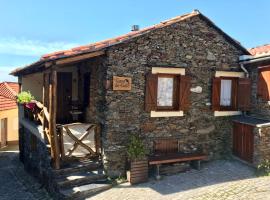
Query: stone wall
xmin=19 ymin=125 xmax=57 ymax=197
xmin=83 ymin=56 xmax=107 ymax=125
xmin=253 ymin=126 xmax=270 ymax=166
xmin=102 ymin=15 xmax=246 ymax=177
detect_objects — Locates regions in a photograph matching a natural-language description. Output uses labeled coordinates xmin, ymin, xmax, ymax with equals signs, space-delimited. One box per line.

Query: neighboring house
xmin=236 ymin=44 xmax=270 ymax=165
xmin=0 ymin=82 xmax=19 ymax=148
xmin=10 ymin=10 xmax=270 ymax=198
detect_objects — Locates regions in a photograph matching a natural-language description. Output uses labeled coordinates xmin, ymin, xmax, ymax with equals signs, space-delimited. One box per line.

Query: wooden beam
xmin=55 ymin=51 xmax=105 ymax=66
xmin=49 ymin=70 xmax=61 ymax=169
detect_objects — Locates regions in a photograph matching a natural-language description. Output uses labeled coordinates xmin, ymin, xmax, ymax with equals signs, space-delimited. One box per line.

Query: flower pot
xmin=24 ymin=102 xmax=36 ymax=111
xmin=127 ymin=158 xmax=148 ymax=184
xmin=23 ymin=102 xmax=36 ymax=121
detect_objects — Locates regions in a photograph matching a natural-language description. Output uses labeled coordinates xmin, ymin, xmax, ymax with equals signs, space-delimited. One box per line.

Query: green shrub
xmin=127 ymin=135 xmax=147 ymax=161
xmin=17 ymin=91 xmax=35 ymax=104
xmin=257 ymin=159 xmax=270 ymax=176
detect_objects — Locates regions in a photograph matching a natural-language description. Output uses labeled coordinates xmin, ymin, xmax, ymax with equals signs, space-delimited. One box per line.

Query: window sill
xmin=214 ymin=111 xmax=242 ymax=117
xmin=150 ymin=111 xmax=184 ymax=117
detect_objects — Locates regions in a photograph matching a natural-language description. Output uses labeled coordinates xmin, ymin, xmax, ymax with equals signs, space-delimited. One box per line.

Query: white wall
xmin=21 ymin=66 xmax=79 ymax=102
xmin=21 ymin=72 xmax=43 ymax=101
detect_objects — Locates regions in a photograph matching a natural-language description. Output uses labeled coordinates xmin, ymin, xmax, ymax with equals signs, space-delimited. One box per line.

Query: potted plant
xmin=17 ymin=91 xmax=36 ymax=120
xmin=126 ymin=135 xmax=148 ymax=184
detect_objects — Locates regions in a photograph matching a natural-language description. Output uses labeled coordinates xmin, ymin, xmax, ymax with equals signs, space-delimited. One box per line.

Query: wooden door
xmin=57 ymin=72 xmax=72 ymax=124
xmin=0 ymin=118 xmax=7 ymax=148
xmin=233 ymin=122 xmax=254 ymax=163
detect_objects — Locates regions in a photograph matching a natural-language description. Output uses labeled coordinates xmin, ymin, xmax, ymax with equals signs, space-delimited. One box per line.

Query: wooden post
xmin=49 ymin=70 xmax=61 ymax=169
xmin=42 ymin=73 xmax=47 ymax=138
xmin=43 ymin=73 xmax=51 ymax=146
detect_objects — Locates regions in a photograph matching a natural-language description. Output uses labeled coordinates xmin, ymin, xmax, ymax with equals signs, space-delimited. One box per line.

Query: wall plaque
xmin=113 ymin=76 xmax=132 ymax=91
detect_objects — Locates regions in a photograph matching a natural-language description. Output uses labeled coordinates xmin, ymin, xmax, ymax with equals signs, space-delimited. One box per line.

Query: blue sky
xmin=1 ymin=0 xmax=270 ymax=82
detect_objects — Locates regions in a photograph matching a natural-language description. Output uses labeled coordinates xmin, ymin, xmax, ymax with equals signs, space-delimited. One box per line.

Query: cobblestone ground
xmin=92 ymin=160 xmax=270 ymax=200
xmin=0 ymin=146 xmax=52 ymax=200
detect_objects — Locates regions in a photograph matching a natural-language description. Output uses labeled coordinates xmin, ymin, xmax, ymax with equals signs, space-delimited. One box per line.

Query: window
xmin=212 ymin=72 xmax=251 ymax=114
xmin=219 ymin=77 xmax=238 ymax=111
xmin=156 ymin=75 xmax=179 ymax=111
xmin=220 ymin=79 xmax=232 ymax=106
xmin=213 ymin=77 xmax=237 ymax=111
xmin=145 ymin=68 xmax=190 ymax=117
xmin=157 ymin=77 xmax=174 ymax=107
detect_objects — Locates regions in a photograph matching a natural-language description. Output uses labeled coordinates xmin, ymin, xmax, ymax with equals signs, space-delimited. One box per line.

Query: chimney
xmin=131 ymin=25 xmax=139 ymax=31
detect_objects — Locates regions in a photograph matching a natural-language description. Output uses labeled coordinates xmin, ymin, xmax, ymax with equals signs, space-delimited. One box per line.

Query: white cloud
xmin=0 ymin=66 xmax=18 ymax=82
xmin=0 ymin=37 xmax=79 ymax=56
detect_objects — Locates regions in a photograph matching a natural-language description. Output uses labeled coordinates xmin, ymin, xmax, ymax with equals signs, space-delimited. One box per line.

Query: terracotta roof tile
xmin=0 ymin=82 xmax=19 ymax=111
xmin=249 ymin=44 xmax=270 ymax=56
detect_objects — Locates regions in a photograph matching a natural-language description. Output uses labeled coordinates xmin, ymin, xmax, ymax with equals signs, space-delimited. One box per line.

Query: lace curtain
xmin=220 ymin=79 xmax=232 ymax=106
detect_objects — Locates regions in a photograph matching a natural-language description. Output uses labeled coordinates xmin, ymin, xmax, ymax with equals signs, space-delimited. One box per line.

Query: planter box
xmin=127 ymin=159 xmax=148 ymax=184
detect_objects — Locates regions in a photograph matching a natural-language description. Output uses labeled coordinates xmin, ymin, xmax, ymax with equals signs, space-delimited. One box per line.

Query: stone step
xmin=56 ymin=171 xmax=107 ymax=189
xmin=53 ymin=162 xmax=102 ymax=176
xmin=60 ymin=183 xmax=112 ymax=200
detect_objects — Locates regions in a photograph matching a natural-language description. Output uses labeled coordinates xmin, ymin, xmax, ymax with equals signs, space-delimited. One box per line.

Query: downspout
xmin=240 ymin=63 xmax=249 ymax=78
xmin=240 ymin=63 xmax=249 ymax=116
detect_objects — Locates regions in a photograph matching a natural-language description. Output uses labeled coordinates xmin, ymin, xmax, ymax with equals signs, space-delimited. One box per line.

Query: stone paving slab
xmin=91 ymin=160 xmax=270 ymax=200
xmin=0 ymin=148 xmax=52 ymax=200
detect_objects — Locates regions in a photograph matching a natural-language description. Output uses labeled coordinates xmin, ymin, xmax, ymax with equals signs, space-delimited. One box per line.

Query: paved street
xmin=0 ymin=145 xmax=52 ymax=200
xmin=92 ymin=160 xmax=270 ymax=200
xmin=1 ymin=146 xmax=270 ymax=200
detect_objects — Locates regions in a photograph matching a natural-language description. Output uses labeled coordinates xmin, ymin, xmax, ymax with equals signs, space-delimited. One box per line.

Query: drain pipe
xmin=240 ymin=63 xmax=249 ymax=78
xmin=240 ymin=63 xmax=249 ymax=117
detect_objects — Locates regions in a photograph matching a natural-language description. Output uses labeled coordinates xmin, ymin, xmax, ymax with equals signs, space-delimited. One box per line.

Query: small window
xmin=156 ymin=74 xmax=179 ymax=111
xmin=219 ymin=77 xmax=237 ymax=111
xmin=220 ymin=79 xmax=232 ymax=106
xmin=212 ymin=74 xmax=251 ymax=113
xmin=145 ymin=69 xmax=191 ymax=114
xmin=157 ymin=77 xmax=174 ymax=107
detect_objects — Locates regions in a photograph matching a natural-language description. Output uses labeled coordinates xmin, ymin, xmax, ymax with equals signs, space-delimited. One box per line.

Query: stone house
xmin=237 ymin=44 xmax=270 ymax=166
xmin=10 ymin=10 xmax=270 ymax=198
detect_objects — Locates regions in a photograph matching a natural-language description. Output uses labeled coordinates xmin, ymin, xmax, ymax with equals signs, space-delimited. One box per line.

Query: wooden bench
xmin=149 ymin=139 xmax=207 ymax=179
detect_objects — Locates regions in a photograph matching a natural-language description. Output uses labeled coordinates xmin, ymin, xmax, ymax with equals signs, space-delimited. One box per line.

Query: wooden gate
xmin=59 ymin=123 xmax=101 ymax=160
xmin=233 ymin=122 xmax=254 ymax=163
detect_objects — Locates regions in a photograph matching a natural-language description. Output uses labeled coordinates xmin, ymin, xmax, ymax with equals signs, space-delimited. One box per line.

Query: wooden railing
xmin=34 ymin=101 xmax=51 ymax=145
xmin=58 ymin=123 xmax=101 ymax=160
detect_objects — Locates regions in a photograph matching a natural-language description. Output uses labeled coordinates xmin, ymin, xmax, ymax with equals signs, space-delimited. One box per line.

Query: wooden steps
xmin=52 ymin=159 xmax=112 ymax=199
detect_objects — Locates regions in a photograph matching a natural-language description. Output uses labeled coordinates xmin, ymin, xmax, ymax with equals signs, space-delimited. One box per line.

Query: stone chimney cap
xmin=192 ymin=9 xmax=200 ymax=14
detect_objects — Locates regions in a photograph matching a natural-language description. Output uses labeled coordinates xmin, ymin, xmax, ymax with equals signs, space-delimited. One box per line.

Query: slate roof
xmin=0 ymin=82 xmax=19 ymax=111
xmin=11 ymin=10 xmax=249 ymax=76
xmin=249 ymin=44 xmax=270 ymax=56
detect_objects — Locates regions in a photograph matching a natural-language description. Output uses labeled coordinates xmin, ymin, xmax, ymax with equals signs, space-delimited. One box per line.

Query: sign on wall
xmin=113 ymin=76 xmax=132 ymax=91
